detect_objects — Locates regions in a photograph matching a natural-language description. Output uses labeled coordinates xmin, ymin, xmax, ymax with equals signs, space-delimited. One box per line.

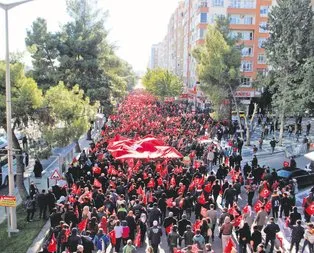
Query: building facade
xmin=149 ymin=0 xmax=273 ymax=99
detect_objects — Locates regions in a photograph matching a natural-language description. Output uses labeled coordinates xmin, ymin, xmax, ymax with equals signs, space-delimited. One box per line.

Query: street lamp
xmin=0 ymin=0 xmax=33 ymax=232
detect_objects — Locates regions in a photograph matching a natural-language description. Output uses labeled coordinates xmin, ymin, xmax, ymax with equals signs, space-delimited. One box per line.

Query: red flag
xmin=194 ymin=160 xmax=200 ymax=169
xmin=198 ymin=192 xmax=206 ymax=205
xmin=179 ymin=198 xmax=184 ymax=208
xmin=68 ymin=195 xmax=76 ymax=203
xmin=166 ymin=198 xmax=173 ymax=208
xmin=201 ymin=207 xmax=208 ymax=217
xmin=173 ymin=248 xmax=182 ymax=253
xmin=191 ymin=244 xmax=199 ymax=252
xmin=136 ymin=186 xmax=144 ymax=196
xmin=228 ymin=207 xmax=239 ymax=216
xmin=224 ymin=238 xmax=235 ymax=253
xmin=174 ymin=166 xmax=183 ymax=174
xmin=128 ymin=184 xmax=135 ymax=193
xmin=259 ymin=187 xmax=271 ymax=198
xmin=77 ymin=218 xmax=88 ymax=232
xmin=71 ymin=184 xmax=77 ymax=194
xmin=134 ymin=230 xmax=141 ymax=247
xmin=233 ymin=215 xmax=243 ymax=227
xmin=254 ymin=200 xmax=263 ymax=213
xmin=189 ymin=180 xmax=195 ymax=191
xmin=193 ymin=219 xmax=202 ymax=232
xmin=148 ymin=192 xmax=154 ymax=203
xmin=47 ymin=233 xmax=57 ymax=252
xmin=265 ymin=200 xmax=272 ymax=213
xmin=305 ymin=201 xmax=314 ymax=215
xmin=165 ymin=223 xmax=173 ymax=234
xmin=161 ymin=167 xmax=168 ymax=177
xmin=157 ymin=177 xmax=163 ymax=186
xmin=143 ymin=172 xmax=148 ymax=180
xmin=147 ymin=178 xmax=155 ymax=188
xmin=108 ymin=230 xmax=116 ymax=246
xmin=93 ymin=178 xmax=102 ymax=188
xmin=204 ymin=183 xmax=212 ymax=193
xmin=243 ymin=205 xmax=249 ymax=214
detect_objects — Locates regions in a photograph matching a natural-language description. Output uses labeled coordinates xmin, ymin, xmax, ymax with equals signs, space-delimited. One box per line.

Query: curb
xmin=26 ymin=220 xmax=50 ymax=253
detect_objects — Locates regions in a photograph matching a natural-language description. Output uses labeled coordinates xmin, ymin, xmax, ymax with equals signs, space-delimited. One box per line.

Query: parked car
xmin=277 ymin=167 xmax=314 ymax=188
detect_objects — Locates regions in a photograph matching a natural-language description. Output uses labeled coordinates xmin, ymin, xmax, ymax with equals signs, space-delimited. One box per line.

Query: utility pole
xmin=0 ymin=0 xmax=33 ymax=232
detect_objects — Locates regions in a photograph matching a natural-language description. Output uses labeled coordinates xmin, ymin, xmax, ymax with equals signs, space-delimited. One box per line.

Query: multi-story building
xmin=150 ymin=0 xmax=272 ymax=99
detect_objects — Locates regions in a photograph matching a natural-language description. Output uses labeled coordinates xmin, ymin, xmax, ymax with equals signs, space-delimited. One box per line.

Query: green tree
xmin=142 ymin=68 xmax=183 ymax=99
xmin=25 ymin=18 xmax=59 ymax=89
xmin=193 ymin=18 xmax=242 ymax=125
xmin=0 ymin=62 xmax=43 ymax=200
xmin=25 ymin=0 xmax=136 ymax=112
xmin=42 ymin=82 xmax=98 ymax=150
xmin=264 ymin=0 xmax=314 ymax=144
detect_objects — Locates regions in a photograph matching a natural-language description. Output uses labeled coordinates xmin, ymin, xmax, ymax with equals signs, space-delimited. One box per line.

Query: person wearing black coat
xmin=250 ymin=225 xmax=262 ymax=252
xmin=263 ymin=218 xmax=280 ymax=253
xmin=37 ymin=189 xmax=48 ymax=219
xmin=46 ymin=189 xmax=56 ymax=214
xmin=148 ymin=221 xmax=163 ymax=253
xmin=81 ymin=232 xmax=94 ymax=253
xmin=237 ymin=222 xmax=251 ymax=253
xmin=289 ymin=206 xmax=302 ymax=227
xmin=125 ymin=211 xmax=137 ymax=241
xmin=50 ymin=208 xmax=63 ymax=228
xmin=178 ymin=214 xmax=191 ymax=237
xmin=33 ymin=159 xmax=43 ymax=178
xmin=164 ymin=212 xmax=177 ymax=235
xmin=290 ymin=220 xmax=304 ymax=253
xmin=148 ymin=203 xmax=162 ymax=227
xmin=64 ymin=208 xmax=78 ymax=228
xmin=67 ymin=228 xmax=82 ymax=253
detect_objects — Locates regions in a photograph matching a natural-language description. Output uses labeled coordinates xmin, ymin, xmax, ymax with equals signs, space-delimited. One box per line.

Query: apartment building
xmin=150 ymin=0 xmax=272 ymax=99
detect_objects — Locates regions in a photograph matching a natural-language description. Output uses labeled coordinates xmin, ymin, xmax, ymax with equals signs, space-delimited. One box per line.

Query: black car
xmin=277 ymin=168 xmax=314 ymax=188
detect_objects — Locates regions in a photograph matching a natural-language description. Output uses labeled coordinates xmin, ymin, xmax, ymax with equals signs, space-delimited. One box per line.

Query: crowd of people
xmin=26 ymin=92 xmax=314 ymax=253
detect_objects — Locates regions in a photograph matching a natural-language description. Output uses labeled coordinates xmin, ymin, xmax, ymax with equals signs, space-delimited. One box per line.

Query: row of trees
xmin=1 ymin=0 xmax=136 ymax=199
xmin=193 ymin=0 xmax=314 ymax=145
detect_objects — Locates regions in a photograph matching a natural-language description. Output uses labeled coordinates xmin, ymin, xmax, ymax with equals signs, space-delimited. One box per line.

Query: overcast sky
xmin=0 ymin=0 xmax=180 ymax=72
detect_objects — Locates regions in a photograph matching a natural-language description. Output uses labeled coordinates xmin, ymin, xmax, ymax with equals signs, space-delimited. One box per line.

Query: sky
xmin=0 ymin=0 xmax=180 ymax=72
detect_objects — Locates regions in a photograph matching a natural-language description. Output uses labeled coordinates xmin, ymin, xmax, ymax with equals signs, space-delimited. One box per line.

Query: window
xmin=200 ymin=1 xmax=208 ymax=7
xmin=240 ymin=77 xmax=251 ymax=86
xmin=230 ymin=0 xmax=255 ymax=8
xmin=200 ymin=13 xmax=208 ymax=23
xmin=241 ymin=61 xmax=253 ymax=72
xmin=259 ymin=22 xmax=268 ymax=33
xmin=260 ymin=6 xmax=269 ymax=16
xmin=258 ymin=38 xmax=267 ymax=48
xmin=241 ymin=47 xmax=253 ymax=56
xmin=244 ymin=16 xmax=254 ymax=24
xmin=212 ymin=0 xmax=224 ymax=7
xmin=230 ymin=15 xmax=240 ymax=24
xmin=199 ymin=29 xmax=205 ymax=39
xmin=242 ymin=31 xmax=254 ymax=40
xmin=258 ymin=54 xmax=266 ymax=64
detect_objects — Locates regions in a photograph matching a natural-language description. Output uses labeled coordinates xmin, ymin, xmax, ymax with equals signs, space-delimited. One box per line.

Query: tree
xmin=264 ymin=0 xmax=314 ymax=144
xmin=0 ymin=62 xmax=43 ymax=200
xmin=25 ymin=18 xmax=59 ymax=89
xmin=42 ymin=82 xmax=98 ymax=151
xmin=142 ymin=68 xmax=183 ymax=99
xmin=193 ymin=17 xmax=242 ymax=127
xmin=25 ymin=0 xmax=136 ymax=112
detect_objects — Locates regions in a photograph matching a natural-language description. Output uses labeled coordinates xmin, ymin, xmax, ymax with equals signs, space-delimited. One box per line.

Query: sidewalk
xmin=0 ymin=133 xmax=96 ymax=225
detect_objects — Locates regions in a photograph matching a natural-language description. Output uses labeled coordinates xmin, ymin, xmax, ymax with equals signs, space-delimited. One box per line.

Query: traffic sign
xmin=0 ymin=196 xmax=16 ymax=207
xmin=50 ymin=169 xmax=62 ymax=180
